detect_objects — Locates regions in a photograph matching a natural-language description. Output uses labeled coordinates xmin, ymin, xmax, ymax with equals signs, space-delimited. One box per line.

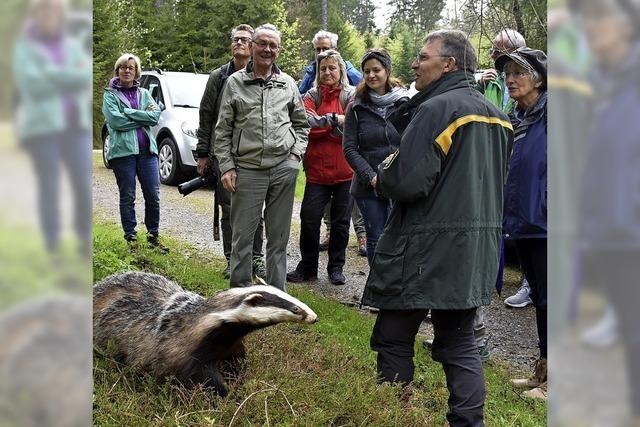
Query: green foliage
xmin=384 ymin=23 xmax=424 ymax=86
xmin=334 ymin=18 xmax=367 ymax=71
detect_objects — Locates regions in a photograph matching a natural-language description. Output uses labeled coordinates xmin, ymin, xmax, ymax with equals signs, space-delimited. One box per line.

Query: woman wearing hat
xmin=496 ymin=47 xmax=548 ymax=400
xmin=343 ymin=48 xmax=408 ymax=266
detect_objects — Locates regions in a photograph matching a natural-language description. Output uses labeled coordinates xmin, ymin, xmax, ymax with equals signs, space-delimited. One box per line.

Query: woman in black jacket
xmin=342 ymin=49 xmax=408 ymax=266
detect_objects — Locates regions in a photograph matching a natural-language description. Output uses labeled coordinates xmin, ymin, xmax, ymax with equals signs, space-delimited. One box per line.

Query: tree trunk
xmin=511 ymin=0 xmax=526 ymax=39
xmin=321 ymin=0 xmax=328 ymax=29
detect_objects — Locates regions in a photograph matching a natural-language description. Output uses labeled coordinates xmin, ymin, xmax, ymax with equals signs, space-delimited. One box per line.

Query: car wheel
xmin=102 ymin=130 xmax=111 ymax=169
xmin=158 ymin=137 xmax=184 ymax=185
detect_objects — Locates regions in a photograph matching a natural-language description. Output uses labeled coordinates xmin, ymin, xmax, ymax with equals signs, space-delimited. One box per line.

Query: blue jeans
xmin=355 ymin=197 xmax=392 ymax=266
xmin=22 ymin=129 xmax=92 ymax=251
xmin=110 ymin=152 xmax=160 ymax=239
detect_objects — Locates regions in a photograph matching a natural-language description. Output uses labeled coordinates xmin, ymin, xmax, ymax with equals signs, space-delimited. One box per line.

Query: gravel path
xmin=92 ymin=151 xmax=538 ymax=374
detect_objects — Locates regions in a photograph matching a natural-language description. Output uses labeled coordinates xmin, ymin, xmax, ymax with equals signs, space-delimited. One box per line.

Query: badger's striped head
xmin=206 ymin=285 xmax=318 ymax=326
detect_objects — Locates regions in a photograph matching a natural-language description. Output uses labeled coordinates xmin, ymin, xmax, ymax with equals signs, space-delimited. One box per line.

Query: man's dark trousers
xmin=371 ymin=308 xmax=485 ymax=426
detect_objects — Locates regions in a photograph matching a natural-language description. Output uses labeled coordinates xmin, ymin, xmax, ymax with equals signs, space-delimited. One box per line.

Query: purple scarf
xmin=109 ymin=77 xmax=150 ymax=151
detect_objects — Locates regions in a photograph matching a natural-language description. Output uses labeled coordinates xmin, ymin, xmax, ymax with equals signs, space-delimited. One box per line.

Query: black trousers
xmin=296 ymin=181 xmax=352 ymax=275
xmin=371 ymin=308 xmax=485 ymax=427
xmin=515 ymin=238 xmax=547 ymax=358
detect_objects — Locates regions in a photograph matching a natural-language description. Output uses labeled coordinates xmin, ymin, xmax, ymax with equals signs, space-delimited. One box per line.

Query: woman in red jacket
xmin=287 ymin=49 xmax=355 ymax=285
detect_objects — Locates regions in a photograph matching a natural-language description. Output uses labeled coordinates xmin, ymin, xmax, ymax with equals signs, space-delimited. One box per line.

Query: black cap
xmin=495 ymin=47 xmax=547 ymax=81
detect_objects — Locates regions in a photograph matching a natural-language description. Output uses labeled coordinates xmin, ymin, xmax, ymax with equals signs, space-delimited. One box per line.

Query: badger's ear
xmin=244 ymin=293 xmax=264 ymax=306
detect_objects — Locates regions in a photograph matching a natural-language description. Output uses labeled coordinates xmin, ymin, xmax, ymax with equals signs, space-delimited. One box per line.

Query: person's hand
xmin=370 ymin=175 xmax=377 ymax=188
xmin=337 ymin=114 xmax=345 ymax=126
xmin=288 ymin=153 xmax=300 ymax=162
xmin=221 ymin=169 xmax=237 ymax=193
xmin=480 ymin=69 xmax=498 ymax=84
xmin=146 ymin=103 xmax=158 ymax=112
xmin=197 ymin=158 xmax=209 ymax=176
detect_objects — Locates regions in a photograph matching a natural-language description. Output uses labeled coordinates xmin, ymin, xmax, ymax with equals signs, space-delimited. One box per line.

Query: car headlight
xmin=181 ymin=121 xmax=198 ymax=139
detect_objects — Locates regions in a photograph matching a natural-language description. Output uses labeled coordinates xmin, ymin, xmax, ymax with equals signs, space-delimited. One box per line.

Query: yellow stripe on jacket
xmin=435 ymin=115 xmax=513 ymax=155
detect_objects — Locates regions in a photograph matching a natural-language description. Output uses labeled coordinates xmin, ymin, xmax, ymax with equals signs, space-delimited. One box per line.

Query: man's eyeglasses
xmin=315 ymin=46 xmax=331 ymax=53
xmin=413 ymin=53 xmax=450 ymax=63
xmin=232 ymin=36 xmax=251 ymax=44
xmin=255 ymin=41 xmax=280 ymax=51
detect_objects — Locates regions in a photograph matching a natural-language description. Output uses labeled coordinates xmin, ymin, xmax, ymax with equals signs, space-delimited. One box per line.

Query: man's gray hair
xmin=424 ymin=29 xmax=477 ymax=72
xmin=253 ymin=23 xmax=281 ymax=42
xmin=312 ymin=30 xmax=338 ymax=48
xmin=230 ymin=24 xmax=254 ymax=38
xmin=495 ymin=29 xmax=526 ymax=50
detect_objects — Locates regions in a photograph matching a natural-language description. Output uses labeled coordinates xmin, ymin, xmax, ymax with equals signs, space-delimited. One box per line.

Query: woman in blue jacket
xmin=496 ymin=47 xmax=548 ymax=400
xmin=102 ymin=53 xmax=165 ymax=251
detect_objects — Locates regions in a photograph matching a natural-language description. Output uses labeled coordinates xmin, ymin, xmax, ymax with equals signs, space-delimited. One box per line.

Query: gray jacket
xmin=214 ymin=62 xmax=309 ymax=174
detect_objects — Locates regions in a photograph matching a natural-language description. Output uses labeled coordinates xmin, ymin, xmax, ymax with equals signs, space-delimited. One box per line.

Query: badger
xmin=93 ymin=271 xmax=317 ymax=397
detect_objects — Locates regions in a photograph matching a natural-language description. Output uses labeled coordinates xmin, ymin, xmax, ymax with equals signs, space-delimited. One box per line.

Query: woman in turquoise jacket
xmin=102 ymin=53 xmax=165 ymax=251
xmin=13 ymin=0 xmax=92 ymax=254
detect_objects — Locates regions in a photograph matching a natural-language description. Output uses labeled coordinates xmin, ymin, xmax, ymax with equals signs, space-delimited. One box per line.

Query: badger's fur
xmin=93 ymin=271 xmax=317 ymax=396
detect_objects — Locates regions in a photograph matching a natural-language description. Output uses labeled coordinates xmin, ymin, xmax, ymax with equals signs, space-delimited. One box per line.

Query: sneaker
xmin=252 ymin=256 xmax=266 ymax=280
xmin=328 ymin=270 xmax=346 ymax=285
xmin=319 ymin=234 xmax=330 ymax=251
xmin=286 ymin=270 xmax=317 ymax=283
xmin=511 ymin=357 xmax=547 ymax=389
xmin=357 ymin=235 xmax=367 ymax=257
xmin=222 ymin=260 xmax=231 ymax=279
xmin=504 ymin=278 xmax=533 ymax=308
xmin=147 ymin=234 xmax=169 ymax=254
xmin=580 ymin=305 xmax=619 ymax=348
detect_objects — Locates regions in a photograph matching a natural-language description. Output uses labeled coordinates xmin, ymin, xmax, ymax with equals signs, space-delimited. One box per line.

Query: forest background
xmin=0 ymin=0 xmax=547 ymax=143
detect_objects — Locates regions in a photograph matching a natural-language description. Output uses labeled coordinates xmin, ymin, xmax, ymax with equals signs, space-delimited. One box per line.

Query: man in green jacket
xmin=215 ymin=24 xmax=309 ymax=290
xmin=477 ymin=29 xmax=526 ymax=113
xmin=362 ymin=30 xmax=512 ymax=426
xmin=196 ymin=24 xmax=266 ymax=280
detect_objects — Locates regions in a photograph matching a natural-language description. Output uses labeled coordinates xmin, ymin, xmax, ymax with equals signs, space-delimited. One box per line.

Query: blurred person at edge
xmin=215 ymin=24 xmax=309 ymax=290
xmin=298 ymin=30 xmax=367 ymax=257
xmin=577 ymin=0 xmax=640 ymax=422
xmin=361 ymin=31 xmax=512 ymax=426
xmin=13 ymin=0 xmax=91 ymax=256
xmin=495 ymin=47 xmax=548 ymax=400
xmin=196 ymin=24 xmax=267 ymax=281
xmin=287 ymin=50 xmax=355 ymax=286
xmin=102 ymin=53 xmax=168 ymax=253
xmin=342 ymin=48 xmax=408 ymax=267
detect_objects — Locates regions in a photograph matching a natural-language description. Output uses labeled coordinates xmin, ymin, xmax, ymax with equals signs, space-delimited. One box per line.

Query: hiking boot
xmin=357 ymin=235 xmax=367 ymax=257
xmin=286 ymin=270 xmax=317 ymax=283
xmin=319 ymin=233 xmax=330 ymax=251
xmin=222 ymin=259 xmax=231 ymax=279
xmin=328 ymin=270 xmax=346 ymax=285
xmin=504 ymin=278 xmax=533 ymax=308
xmin=511 ymin=357 xmax=547 ymax=389
xmin=522 ymin=381 xmax=547 ymax=400
xmin=147 ymin=234 xmax=169 ymax=254
xmin=252 ymin=256 xmax=266 ymax=280
xmin=125 ymin=233 xmax=138 ymax=251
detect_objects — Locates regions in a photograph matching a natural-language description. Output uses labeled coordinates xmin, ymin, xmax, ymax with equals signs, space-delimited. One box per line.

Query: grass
xmin=295 ymin=168 xmax=306 ymax=201
xmin=93 ymin=220 xmax=546 ymax=426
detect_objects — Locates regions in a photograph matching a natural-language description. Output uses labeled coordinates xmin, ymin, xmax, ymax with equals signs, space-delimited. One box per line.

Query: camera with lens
xmin=178 ymin=169 xmax=217 ymax=196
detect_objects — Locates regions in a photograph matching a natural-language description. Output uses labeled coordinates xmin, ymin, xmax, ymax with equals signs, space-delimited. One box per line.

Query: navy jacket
xmin=503 ymin=92 xmax=547 ymax=239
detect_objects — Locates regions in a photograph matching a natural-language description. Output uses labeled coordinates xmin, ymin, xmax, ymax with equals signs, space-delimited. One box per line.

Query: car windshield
xmin=165 ymin=73 xmax=209 ymax=107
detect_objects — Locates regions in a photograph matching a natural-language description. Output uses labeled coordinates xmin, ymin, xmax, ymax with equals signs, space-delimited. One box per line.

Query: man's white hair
xmin=253 ymin=23 xmax=281 ymax=43
xmin=312 ymin=30 xmax=338 ymax=48
xmin=494 ymin=29 xmax=526 ymax=50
